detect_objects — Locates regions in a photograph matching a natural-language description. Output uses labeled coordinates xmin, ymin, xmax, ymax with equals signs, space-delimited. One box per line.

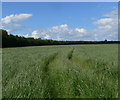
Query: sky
xmin=1 ymin=0 xmax=119 ymax=2
xmin=1 ymin=2 xmax=118 ymax=41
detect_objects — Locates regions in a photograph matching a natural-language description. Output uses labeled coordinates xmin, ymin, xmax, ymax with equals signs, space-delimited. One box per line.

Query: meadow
xmin=2 ymin=44 xmax=118 ymax=98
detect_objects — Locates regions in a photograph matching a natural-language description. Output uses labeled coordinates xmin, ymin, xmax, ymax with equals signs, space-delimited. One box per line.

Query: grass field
xmin=2 ymin=44 xmax=118 ymax=98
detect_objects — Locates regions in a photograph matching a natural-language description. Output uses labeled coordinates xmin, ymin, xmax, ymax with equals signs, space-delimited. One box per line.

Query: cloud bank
xmin=93 ymin=10 xmax=118 ymax=40
xmin=30 ymin=24 xmax=89 ymax=41
xmin=1 ymin=14 xmax=32 ymax=32
xmin=1 ymin=14 xmax=32 ymax=24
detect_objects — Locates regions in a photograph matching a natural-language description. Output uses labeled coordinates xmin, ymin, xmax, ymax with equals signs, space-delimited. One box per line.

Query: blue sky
xmin=1 ymin=2 xmax=118 ymax=41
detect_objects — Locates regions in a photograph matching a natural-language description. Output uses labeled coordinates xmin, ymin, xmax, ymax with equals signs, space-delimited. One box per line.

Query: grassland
xmin=0 ymin=48 xmax=2 ymax=99
xmin=2 ymin=44 xmax=118 ymax=98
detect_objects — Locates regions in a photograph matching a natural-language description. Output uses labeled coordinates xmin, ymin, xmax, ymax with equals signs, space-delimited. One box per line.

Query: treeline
xmin=0 ymin=29 xmax=120 ymax=48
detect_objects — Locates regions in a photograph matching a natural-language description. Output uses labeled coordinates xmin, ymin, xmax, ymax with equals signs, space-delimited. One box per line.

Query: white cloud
xmin=60 ymin=24 xmax=68 ymax=28
xmin=44 ymin=34 xmax=51 ymax=39
xmin=29 ymin=24 xmax=88 ymax=41
xmin=92 ymin=9 xmax=118 ymax=41
xmin=51 ymin=24 xmax=69 ymax=33
xmin=52 ymin=24 xmax=68 ymax=29
xmin=1 ymin=13 xmax=32 ymax=33
xmin=1 ymin=14 xmax=32 ymax=24
xmin=32 ymin=30 xmax=39 ymax=35
xmin=94 ymin=18 xmax=113 ymax=25
xmin=98 ymin=25 xmax=112 ymax=30
xmin=75 ymin=28 xmax=87 ymax=33
xmin=31 ymin=30 xmax=49 ymax=39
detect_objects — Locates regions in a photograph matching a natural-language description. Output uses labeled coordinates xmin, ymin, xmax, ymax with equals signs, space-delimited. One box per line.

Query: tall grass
xmin=0 ymin=48 xmax=2 ymax=99
xmin=2 ymin=44 xmax=118 ymax=98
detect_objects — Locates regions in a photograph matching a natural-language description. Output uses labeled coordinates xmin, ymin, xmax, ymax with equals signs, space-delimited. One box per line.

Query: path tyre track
xmin=67 ymin=48 xmax=82 ymax=97
xmin=67 ymin=48 xmax=74 ymax=60
xmin=41 ymin=52 xmax=58 ymax=98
